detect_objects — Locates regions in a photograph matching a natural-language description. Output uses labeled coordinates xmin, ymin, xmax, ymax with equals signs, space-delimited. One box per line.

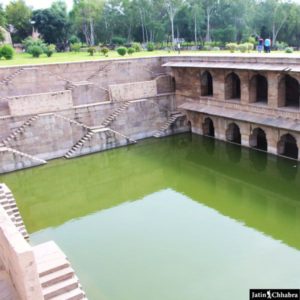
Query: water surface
xmin=0 ymin=134 xmax=299 ymax=300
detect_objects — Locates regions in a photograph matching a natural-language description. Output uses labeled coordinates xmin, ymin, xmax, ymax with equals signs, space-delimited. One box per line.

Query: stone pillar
xmin=212 ymin=70 xmax=225 ymax=102
xmin=215 ymin=118 xmax=226 ymax=141
xmin=239 ymin=71 xmax=249 ymax=105
xmin=267 ymin=72 xmax=279 ymax=108
xmin=240 ymin=122 xmax=250 ymax=147
xmin=266 ymin=127 xmax=278 ymax=155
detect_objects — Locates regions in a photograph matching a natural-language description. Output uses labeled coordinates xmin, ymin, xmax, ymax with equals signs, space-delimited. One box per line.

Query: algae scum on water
xmin=1 ymin=134 xmax=299 ymax=300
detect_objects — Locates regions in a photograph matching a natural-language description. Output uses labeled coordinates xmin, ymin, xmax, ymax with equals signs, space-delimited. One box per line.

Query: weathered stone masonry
xmin=164 ymin=55 xmax=300 ymax=160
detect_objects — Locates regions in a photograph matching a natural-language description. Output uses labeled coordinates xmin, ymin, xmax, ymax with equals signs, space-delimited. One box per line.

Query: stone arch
xmin=249 ymin=74 xmax=268 ymax=103
xmin=278 ymin=75 xmax=300 ymax=108
xmin=226 ymin=123 xmax=241 ymax=144
xmin=249 ymin=127 xmax=268 ymax=151
xmin=277 ymin=133 xmax=298 ymax=159
xmin=201 ymin=71 xmax=213 ymax=96
xmin=225 ymin=72 xmax=241 ymax=100
xmin=202 ymin=117 xmax=215 ymax=137
xmin=187 ymin=120 xmax=192 ymax=131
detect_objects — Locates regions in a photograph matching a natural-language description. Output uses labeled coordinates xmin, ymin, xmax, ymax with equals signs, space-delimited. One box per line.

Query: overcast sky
xmin=1 ymin=0 xmax=300 ymax=11
xmin=0 ymin=0 xmax=74 ymax=10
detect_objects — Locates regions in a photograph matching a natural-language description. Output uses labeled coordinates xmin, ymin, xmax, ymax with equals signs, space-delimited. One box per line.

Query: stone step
xmin=50 ymin=288 xmax=86 ymax=300
xmin=40 ymin=266 xmax=74 ymax=288
xmin=43 ymin=277 xmax=79 ymax=300
xmin=37 ymin=258 xmax=70 ymax=278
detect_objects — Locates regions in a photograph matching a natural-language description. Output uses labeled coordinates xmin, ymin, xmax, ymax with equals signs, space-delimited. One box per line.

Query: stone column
xmin=266 ymin=127 xmax=278 ymax=155
xmin=240 ymin=122 xmax=250 ymax=147
xmin=239 ymin=71 xmax=249 ymax=105
xmin=212 ymin=70 xmax=225 ymax=102
xmin=267 ymin=72 xmax=279 ymax=108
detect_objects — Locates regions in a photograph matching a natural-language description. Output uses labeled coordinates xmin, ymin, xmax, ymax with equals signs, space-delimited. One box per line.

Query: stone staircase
xmin=0 ymin=68 xmax=24 ymax=86
xmin=0 ymin=146 xmax=47 ymax=165
xmin=109 ymin=129 xmax=137 ymax=144
xmin=154 ymin=111 xmax=185 ymax=138
xmin=86 ymin=63 xmax=112 ymax=81
xmin=1 ymin=115 xmax=40 ymax=145
xmin=33 ymin=241 xmax=87 ymax=300
xmin=101 ymin=101 xmax=130 ymax=127
xmin=64 ymin=131 xmax=94 ymax=158
xmin=52 ymin=114 xmax=91 ymax=130
xmin=64 ymin=127 xmax=136 ymax=159
xmin=0 ymin=184 xmax=29 ymax=240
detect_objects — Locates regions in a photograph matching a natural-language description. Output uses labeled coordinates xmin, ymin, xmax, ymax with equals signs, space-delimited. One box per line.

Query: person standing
xmin=264 ymin=38 xmax=271 ymax=53
xmin=258 ymin=37 xmax=264 ymax=53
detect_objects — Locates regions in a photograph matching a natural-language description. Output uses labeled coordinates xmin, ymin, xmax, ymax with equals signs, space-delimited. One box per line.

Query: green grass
xmin=0 ymin=49 xmax=297 ymax=67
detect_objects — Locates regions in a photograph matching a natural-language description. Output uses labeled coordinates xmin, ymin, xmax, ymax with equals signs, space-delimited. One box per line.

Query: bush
xmin=275 ymin=41 xmax=288 ymax=50
xmin=147 ymin=42 xmax=155 ymax=51
xmin=116 ymin=47 xmax=127 ymax=56
xmin=212 ymin=46 xmax=220 ymax=51
xmin=69 ymin=35 xmax=80 ymax=44
xmin=70 ymin=43 xmax=81 ymax=52
xmin=127 ymin=47 xmax=135 ymax=55
xmin=112 ymin=36 xmax=126 ymax=45
xmin=131 ymin=42 xmax=142 ymax=52
xmin=203 ymin=45 xmax=212 ymax=51
xmin=226 ymin=43 xmax=238 ymax=53
xmin=23 ymin=37 xmax=47 ymax=53
xmin=45 ymin=44 xmax=56 ymax=57
xmin=285 ymin=47 xmax=294 ymax=53
xmin=0 ymin=45 xmax=14 ymax=60
xmin=238 ymin=43 xmax=247 ymax=53
xmin=30 ymin=45 xmax=43 ymax=58
xmin=88 ymin=47 xmax=96 ymax=56
xmin=100 ymin=47 xmax=109 ymax=56
xmin=245 ymin=42 xmax=254 ymax=52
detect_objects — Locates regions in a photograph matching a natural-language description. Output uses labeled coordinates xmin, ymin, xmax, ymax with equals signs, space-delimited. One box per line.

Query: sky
xmin=0 ymin=0 xmax=74 ymax=10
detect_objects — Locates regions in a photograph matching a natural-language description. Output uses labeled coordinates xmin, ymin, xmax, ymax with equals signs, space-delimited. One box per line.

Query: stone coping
xmin=1 ymin=53 xmax=300 ymax=70
xmin=180 ymin=101 xmax=300 ymax=132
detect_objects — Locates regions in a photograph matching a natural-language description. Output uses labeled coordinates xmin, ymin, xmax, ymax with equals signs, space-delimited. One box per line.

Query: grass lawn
xmin=0 ymin=49 xmax=298 ymax=67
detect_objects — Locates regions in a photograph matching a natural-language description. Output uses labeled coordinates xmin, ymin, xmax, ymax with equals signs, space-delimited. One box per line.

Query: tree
xmin=202 ymin=0 xmax=219 ymax=42
xmin=163 ymin=0 xmax=185 ymax=45
xmin=70 ymin=0 xmax=104 ymax=46
xmin=32 ymin=0 xmax=70 ymax=50
xmin=6 ymin=0 xmax=32 ymax=43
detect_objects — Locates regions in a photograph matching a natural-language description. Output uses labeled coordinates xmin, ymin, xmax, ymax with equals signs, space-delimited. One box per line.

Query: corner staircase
xmin=154 ymin=111 xmax=184 ymax=138
xmin=101 ymin=101 xmax=130 ymax=127
xmin=0 ymin=146 xmax=47 ymax=165
xmin=109 ymin=129 xmax=137 ymax=144
xmin=86 ymin=63 xmax=112 ymax=81
xmin=1 ymin=115 xmax=40 ymax=145
xmin=0 ymin=68 xmax=24 ymax=86
xmin=64 ymin=131 xmax=94 ymax=158
xmin=0 ymin=184 xmax=29 ymax=240
xmin=33 ymin=241 xmax=87 ymax=300
xmin=52 ymin=114 xmax=91 ymax=130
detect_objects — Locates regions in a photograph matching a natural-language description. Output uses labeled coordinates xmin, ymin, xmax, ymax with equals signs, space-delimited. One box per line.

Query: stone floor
xmin=0 ymin=270 xmax=20 ymax=300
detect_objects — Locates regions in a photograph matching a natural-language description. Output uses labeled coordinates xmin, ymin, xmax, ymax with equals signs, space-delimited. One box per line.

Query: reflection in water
xmin=226 ymin=142 xmax=241 ymax=163
xmin=249 ymin=148 xmax=268 ymax=172
xmin=277 ymin=156 xmax=298 ymax=181
xmin=0 ymin=134 xmax=300 ymax=300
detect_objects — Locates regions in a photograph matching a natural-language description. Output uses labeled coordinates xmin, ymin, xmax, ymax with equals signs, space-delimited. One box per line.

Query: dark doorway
xmin=249 ymin=128 xmax=268 ymax=151
xmin=201 ymin=71 xmax=213 ymax=96
xmin=226 ymin=123 xmax=241 ymax=144
xmin=203 ymin=117 xmax=215 ymax=137
xmin=277 ymin=134 xmax=298 ymax=159
xmin=250 ymin=74 xmax=268 ymax=103
xmin=225 ymin=72 xmax=241 ymax=100
xmin=285 ymin=75 xmax=299 ymax=108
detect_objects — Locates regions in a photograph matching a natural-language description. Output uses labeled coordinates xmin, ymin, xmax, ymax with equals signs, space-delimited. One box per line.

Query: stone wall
xmin=0 ymin=204 xmax=43 ymax=300
xmin=8 ymin=90 xmax=73 ymax=116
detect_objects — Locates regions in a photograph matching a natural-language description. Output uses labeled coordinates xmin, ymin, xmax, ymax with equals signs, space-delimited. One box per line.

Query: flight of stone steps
xmin=101 ymin=101 xmax=131 ymax=127
xmin=109 ymin=128 xmax=137 ymax=144
xmin=86 ymin=63 xmax=112 ymax=81
xmin=0 ymin=146 xmax=47 ymax=165
xmin=33 ymin=241 xmax=87 ymax=300
xmin=1 ymin=115 xmax=40 ymax=145
xmin=0 ymin=184 xmax=29 ymax=240
xmin=0 ymin=68 xmax=24 ymax=86
xmin=154 ymin=111 xmax=185 ymax=138
xmin=64 ymin=130 xmax=94 ymax=158
xmin=52 ymin=114 xmax=91 ymax=130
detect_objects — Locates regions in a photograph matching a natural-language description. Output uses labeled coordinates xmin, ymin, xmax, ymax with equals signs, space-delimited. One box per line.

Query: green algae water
xmin=0 ymin=134 xmax=300 ymax=300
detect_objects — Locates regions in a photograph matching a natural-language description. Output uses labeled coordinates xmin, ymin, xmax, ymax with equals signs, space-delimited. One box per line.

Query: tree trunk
xmin=205 ymin=9 xmax=211 ymax=42
xmin=171 ymin=15 xmax=175 ymax=45
xmin=194 ymin=13 xmax=197 ymax=45
xmin=89 ymin=18 xmax=95 ymax=46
